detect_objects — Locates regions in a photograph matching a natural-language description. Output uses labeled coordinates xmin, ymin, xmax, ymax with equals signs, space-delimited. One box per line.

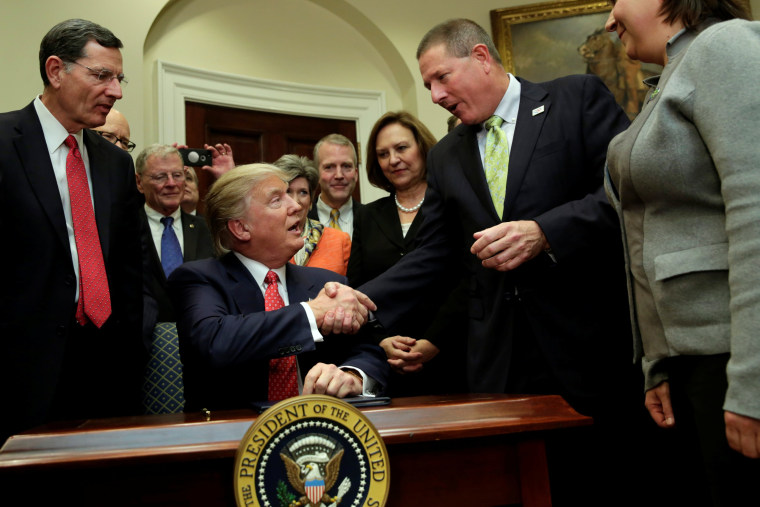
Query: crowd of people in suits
xmin=2 ymin=4 xmax=758 ymax=505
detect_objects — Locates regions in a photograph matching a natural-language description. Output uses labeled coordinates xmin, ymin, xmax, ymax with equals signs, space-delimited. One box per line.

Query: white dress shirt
xmin=144 ymin=204 xmax=185 ymax=260
xmin=33 ymin=96 xmax=94 ymax=303
xmin=232 ymin=252 xmax=377 ymax=395
xmin=476 ymin=73 xmax=521 ymax=164
xmin=316 ymin=195 xmax=355 ymax=238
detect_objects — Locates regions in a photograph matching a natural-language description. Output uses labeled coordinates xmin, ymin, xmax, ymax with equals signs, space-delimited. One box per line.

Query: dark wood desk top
xmin=0 ymin=394 xmax=590 ymax=470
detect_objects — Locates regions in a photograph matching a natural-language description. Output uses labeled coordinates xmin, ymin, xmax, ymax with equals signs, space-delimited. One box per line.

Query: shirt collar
xmin=485 ymin=73 xmax=521 ymax=128
xmin=317 ymin=195 xmax=353 ymax=215
xmin=34 ymin=95 xmax=83 ymax=155
xmin=233 ymin=252 xmax=288 ymax=292
xmin=144 ymin=203 xmax=182 ymax=224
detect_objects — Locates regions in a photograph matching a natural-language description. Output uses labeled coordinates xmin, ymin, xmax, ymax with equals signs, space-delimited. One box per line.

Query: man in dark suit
xmin=357 ymin=19 xmax=640 ymax=505
xmin=308 ymin=134 xmax=363 ymax=238
xmin=135 ymin=144 xmax=215 ymax=347
xmin=0 ymin=19 xmax=144 ymax=443
xmin=169 ymin=164 xmax=387 ymax=411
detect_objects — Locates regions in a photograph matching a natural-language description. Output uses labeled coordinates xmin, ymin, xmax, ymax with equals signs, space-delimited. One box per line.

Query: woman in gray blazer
xmin=604 ymin=0 xmax=759 ymax=504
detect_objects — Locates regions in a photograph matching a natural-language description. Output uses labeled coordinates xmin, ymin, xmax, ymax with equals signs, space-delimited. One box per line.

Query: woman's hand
xmin=725 ymin=411 xmax=760 ymax=459
xmin=380 ymin=336 xmax=439 ymax=374
xmin=645 ymin=382 xmax=675 ymax=428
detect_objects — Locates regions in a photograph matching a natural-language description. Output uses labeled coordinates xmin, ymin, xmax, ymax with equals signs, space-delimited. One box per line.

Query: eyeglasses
xmin=147 ymin=171 xmax=186 ymax=184
xmin=94 ymin=130 xmax=136 ymax=153
xmin=68 ymin=61 xmax=128 ymax=86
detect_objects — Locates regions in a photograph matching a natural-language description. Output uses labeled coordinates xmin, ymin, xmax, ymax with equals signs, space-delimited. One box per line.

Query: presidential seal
xmin=234 ymin=395 xmax=390 ymax=507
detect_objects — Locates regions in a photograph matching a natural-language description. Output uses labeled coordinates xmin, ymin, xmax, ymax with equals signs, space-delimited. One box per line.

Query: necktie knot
xmin=160 ymin=215 xmax=182 ymax=277
xmin=485 ymin=115 xmax=504 ymax=131
xmin=64 ymin=135 xmax=81 ymax=159
xmin=265 ymin=270 xmax=279 ymax=286
xmin=328 ymin=208 xmax=342 ymax=231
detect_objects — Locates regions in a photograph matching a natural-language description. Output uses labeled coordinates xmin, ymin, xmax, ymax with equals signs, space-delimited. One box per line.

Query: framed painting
xmin=490 ymin=0 xmax=752 ymax=119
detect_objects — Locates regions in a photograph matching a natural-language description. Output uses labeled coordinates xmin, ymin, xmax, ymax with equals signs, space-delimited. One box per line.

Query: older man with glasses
xmin=0 ymin=18 xmax=145 ymax=443
xmin=93 ymin=108 xmax=135 ymax=152
xmin=134 ymin=144 xmax=216 ymax=413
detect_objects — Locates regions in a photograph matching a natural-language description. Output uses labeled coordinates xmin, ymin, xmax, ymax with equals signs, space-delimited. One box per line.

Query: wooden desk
xmin=0 ymin=394 xmax=590 ymax=506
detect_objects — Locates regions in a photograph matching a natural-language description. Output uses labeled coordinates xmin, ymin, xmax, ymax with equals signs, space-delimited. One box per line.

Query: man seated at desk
xmin=169 ymin=164 xmax=388 ymax=411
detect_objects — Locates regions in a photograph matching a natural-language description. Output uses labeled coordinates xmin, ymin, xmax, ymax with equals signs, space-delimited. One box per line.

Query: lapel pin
xmin=532 ymin=105 xmax=545 ymax=116
xmin=189 ymin=223 xmax=195 ymax=228
xmin=647 ymin=88 xmax=660 ymax=104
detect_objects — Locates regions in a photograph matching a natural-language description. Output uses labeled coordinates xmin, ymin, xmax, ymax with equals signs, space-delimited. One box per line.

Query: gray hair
xmin=313 ymin=133 xmax=357 ymax=168
xmin=273 ymin=154 xmax=319 ymax=196
xmin=135 ymin=144 xmax=182 ymax=175
xmin=205 ymin=164 xmax=290 ymax=255
xmin=416 ymin=18 xmax=502 ymax=65
xmin=39 ymin=19 xmax=123 ymax=87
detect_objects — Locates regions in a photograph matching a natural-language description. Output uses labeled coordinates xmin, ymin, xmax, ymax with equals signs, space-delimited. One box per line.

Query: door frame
xmin=156 ymin=60 xmax=387 ymax=203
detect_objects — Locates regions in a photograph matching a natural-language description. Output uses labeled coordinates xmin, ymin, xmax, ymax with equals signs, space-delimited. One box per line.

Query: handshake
xmin=307 ymin=282 xmax=376 ymax=335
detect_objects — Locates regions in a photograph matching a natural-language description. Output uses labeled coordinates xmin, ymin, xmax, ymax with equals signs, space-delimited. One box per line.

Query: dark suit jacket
xmin=0 ymin=102 xmax=144 ymax=439
xmin=360 ymin=76 xmax=632 ymax=407
xmin=168 ymin=253 xmax=389 ymax=411
xmin=347 ymin=196 xmax=467 ymax=395
xmin=140 ymin=208 xmax=214 ymax=346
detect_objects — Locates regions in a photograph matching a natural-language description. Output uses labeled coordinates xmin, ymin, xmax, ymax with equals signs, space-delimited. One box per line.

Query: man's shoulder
xmin=288 ymin=262 xmax=346 ymax=285
xmin=0 ymin=102 xmax=36 ymax=132
xmin=521 ymin=73 xmax=607 ymax=100
xmin=181 ymin=209 xmax=208 ymax=228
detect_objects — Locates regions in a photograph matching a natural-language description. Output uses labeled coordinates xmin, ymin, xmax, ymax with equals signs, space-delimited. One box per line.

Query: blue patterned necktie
xmin=160 ymin=216 xmax=183 ymax=277
xmin=484 ymin=115 xmax=510 ymax=219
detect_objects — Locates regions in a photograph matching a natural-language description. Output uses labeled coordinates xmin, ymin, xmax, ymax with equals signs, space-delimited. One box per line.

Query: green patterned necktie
xmin=484 ymin=115 xmax=510 ymax=218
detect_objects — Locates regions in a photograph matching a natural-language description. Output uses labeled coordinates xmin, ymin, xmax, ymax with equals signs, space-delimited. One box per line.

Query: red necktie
xmin=64 ymin=135 xmax=112 ymax=328
xmin=265 ymin=270 xmax=299 ymax=401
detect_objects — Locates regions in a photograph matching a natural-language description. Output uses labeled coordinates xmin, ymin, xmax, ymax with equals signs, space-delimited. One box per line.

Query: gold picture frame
xmin=491 ymin=0 xmax=754 ymax=75
xmin=490 ymin=0 xmax=753 ymax=118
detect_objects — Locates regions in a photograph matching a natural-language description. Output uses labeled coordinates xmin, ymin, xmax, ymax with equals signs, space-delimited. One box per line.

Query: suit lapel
xmin=222 ymin=253 xmax=266 ymax=314
xmin=12 ymin=104 xmax=70 ymax=253
xmin=372 ymin=198 xmax=406 ymax=251
xmin=140 ymin=207 xmax=167 ymax=283
xmin=458 ymin=124 xmax=499 ymax=221
xmin=285 ymin=264 xmax=318 ymax=304
xmin=181 ymin=211 xmax=199 ymax=261
xmin=502 ymin=79 xmax=550 ymax=219
xmin=84 ymin=129 xmax=113 ymax=261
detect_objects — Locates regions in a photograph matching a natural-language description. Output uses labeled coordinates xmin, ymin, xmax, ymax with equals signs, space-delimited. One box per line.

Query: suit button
xmin=504 ymin=291 xmax=514 ymax=302
xmin=57 ymin=325 xmax=66 ymax=336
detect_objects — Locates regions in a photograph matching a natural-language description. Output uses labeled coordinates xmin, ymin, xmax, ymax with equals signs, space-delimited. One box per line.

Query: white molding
xmin=156 ymin=60 xmax=388 ymax=202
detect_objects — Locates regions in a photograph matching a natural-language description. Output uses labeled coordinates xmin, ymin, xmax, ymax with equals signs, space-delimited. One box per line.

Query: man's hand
xmin=381 ymin=337 xmax=439 ymax=374
xmin=202 ymin=143 xmax=235 ymax=179
xmin=471 ymin=220 xmax=548 ymax=271
xmin=725 ymin=411 xmax=760 ymax=459
xmin=308 ymin=282 xmax=376 ymax=335
xmin=645 ymin=382 xmax=675 ymax=428
xmin=303 ymin=363 xmax=362 ymax=398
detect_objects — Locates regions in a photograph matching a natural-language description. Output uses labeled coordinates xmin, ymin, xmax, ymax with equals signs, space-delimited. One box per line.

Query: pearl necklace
xmin=394 ymin=193 xmax=424 ymax=213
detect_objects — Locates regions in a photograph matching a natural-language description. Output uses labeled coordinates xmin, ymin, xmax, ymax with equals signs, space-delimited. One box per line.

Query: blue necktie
xmin=160 ymin=216 xmax=183 ymax=277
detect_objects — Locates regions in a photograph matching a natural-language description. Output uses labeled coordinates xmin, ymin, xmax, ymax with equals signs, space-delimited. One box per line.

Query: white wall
xmin=2 ymin=0 xmax=758 ymax=201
